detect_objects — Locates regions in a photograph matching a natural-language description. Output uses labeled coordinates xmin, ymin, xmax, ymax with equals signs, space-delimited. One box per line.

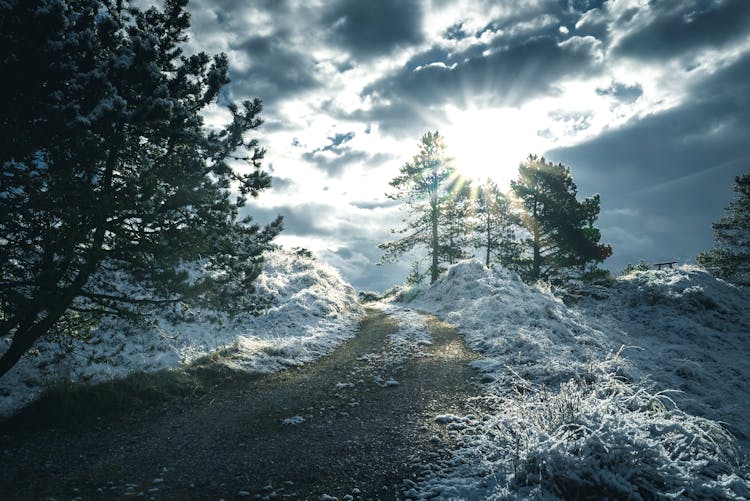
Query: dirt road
xmin=0 ymin=307 xmax=481 ymax=500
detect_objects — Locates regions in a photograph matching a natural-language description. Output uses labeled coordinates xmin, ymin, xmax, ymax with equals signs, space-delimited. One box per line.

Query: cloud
xmin=595 ymin=81 xmax=643 ymax=103
xmin=613 ymin=0 xmax=750 ymax=61
xmin=323 ymin=132 xmax=355 ymax=151
xmin=301 ymin=131 xmax=396 ymax=177
xmin=360 ymin=34 xmax=601 ymax=133
xmin=242 ymin=200 xmax=408 ymax=290
xmin=268 ymin=175 xmax=297 ymax=193
xmin=187 ymin=0 xmax=328 ymax=108
xmin=547 ymin=51 xmax=750 ymax=271
xmin=184 ymin=0 xmax=750 ymax=289
xmin=230 ymin=34 xmax=322 ymax=105
xmin=322 ymin=0 xmax=424 ymax=59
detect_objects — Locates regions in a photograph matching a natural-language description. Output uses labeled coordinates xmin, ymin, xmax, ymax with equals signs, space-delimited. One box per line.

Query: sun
xmin=442 ymin=105 xmax=548 ymax=188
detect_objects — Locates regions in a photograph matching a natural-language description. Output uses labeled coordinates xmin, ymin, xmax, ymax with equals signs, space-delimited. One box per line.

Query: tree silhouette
xmin=0 ymin=0 xmax=281 ymax=378
xmin=697 ymin=173 xmax=750 ymax=286
xmin=509 ymin=155 xmax=611 ymax=283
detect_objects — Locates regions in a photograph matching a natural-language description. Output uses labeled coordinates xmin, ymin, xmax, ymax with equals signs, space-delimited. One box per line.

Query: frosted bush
xmin=494 ymin=372 xmax=749 ymax=500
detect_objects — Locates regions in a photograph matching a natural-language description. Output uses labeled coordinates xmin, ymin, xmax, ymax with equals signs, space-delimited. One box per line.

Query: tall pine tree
xmin=440 ymin=175 xmax=474 ymax=265
xmin=379 ymin=131 xmax=455 ymax=283
xmin=697 ymin=173 xmax=750 ymax=286
xmin=0 ymin=0 xmax=282 ymax=378
xmin=510 ymin=155 xmax=611 ymax=283
xmin=473 ymin=178 xmax=519 ymax=267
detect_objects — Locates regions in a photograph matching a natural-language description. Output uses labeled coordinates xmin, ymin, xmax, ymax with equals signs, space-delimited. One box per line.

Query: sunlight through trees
xmin=381 ymin=136 xmax=612 ymax=286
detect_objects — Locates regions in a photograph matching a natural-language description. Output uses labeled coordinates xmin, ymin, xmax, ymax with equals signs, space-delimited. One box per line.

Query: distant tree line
xmin=379 ymin=131 xmax=612 ymax=285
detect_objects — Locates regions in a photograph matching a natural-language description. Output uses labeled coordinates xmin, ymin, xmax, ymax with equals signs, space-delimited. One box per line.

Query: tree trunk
xmin=485 ymin=214 xmax=491 ymax=267
xmin=531 ymin=198 xmax=540 ymax=280
xmin=532 ymin=226 xmax=541 ymax=281
xmin=430 ymin=194 xmax=439 ymax=283
xmin=0 ymin=321 xmax=45 ymax=379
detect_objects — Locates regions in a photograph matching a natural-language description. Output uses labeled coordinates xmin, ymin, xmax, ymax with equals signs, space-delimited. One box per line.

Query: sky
xmin=182 ymin=0 xmax=750 ymax=291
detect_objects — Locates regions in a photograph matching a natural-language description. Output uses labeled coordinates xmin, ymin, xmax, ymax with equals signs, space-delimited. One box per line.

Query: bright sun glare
xmin=443 ymin=105 xmax=547 ymax=188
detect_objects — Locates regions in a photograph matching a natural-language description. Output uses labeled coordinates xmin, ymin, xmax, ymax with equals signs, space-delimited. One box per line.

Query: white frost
xmin=400 ymin=260 xmax=750 ymax=499
xmin=0 ymin=249 xmax=362 ymax=417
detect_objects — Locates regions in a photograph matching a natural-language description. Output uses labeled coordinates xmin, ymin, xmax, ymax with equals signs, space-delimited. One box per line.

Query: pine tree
xmin=0 ymin=0 xmax=282 ymax=378
xmin=697 ymin=173 xmax=750 ymax=286
xmin=473 ymin=178 xmax=519 ymax=267
xmin=405 ymin=260 xmax=427 ymax=286
xmin=440 ymin=175 xmax=474 ymax=265
xmin=509 ymin=155 xmax=612 ymax=283
xmin=379 ymin=131 xmax=455 ymax=283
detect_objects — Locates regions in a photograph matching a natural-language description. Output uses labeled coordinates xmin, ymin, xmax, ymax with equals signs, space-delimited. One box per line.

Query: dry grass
xmin=0 ymin=355 xmax=249 ymax=434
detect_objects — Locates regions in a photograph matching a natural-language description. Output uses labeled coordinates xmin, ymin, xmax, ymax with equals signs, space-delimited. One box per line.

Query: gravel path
xmin=0 ymin=306 xmax=482 ymax=500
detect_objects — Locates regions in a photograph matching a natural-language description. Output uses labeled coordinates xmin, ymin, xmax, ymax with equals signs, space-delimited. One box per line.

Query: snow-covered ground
xmin=355 ymin=303 xmax=433 ymax=388
xmin=578 ymin=266 xmax=750 ymax=451
xmin=400 ymin=261 xmax=750 ymax=499
xmin=0 ymin=249 xmax=362 ymax=417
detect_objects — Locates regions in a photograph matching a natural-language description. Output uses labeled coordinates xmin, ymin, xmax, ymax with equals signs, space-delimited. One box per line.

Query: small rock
xmin=281 ymin=416 xmax=305 ymax=425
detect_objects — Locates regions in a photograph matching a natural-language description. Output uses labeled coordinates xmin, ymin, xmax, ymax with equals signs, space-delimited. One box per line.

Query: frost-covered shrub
xmin=497 ymin=373 xmax=749 ymax=500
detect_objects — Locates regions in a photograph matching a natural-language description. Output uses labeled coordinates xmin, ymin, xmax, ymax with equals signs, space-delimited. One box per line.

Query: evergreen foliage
xmin=697 ymin=173 xmax=750 ymax=286
xmin=509 ymin=155 xmax=611 ymax=283
xmin=405 ymin=260 xmax=427 ymax=286
xmin=472 ymin=178 xmax=519 ymax=267
xmin=440 ymin=175 xmax=474 ymax=265
xmin=0 ymin=0 xmax=281 ymax=378
xmin=379 ymin=131 xmax=456 ymax=283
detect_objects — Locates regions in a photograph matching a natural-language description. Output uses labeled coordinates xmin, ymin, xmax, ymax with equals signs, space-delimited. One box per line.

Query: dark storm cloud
xmin=335 ymin=101 xmax=448 ymax=140
xmin=322 ymin=0 xmax=423 ymax=59
xmin=229 ymin=34 xmax=321 ymax=106
xmin=562 ymin=0 xmax=606 ymax=11
xmin=187 ymin=0 xmax=323 ymax=106
xmin=548 ymin=52 xmax=750 ymax=271
xmin=613 ymin=0 xmax=750 ymax=61
xmin=360 ymin=34 xmax=600 ymax=134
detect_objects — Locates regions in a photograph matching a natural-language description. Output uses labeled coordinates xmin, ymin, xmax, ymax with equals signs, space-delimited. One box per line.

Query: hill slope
xmin=0 ymin=249 xmax=362 ymax=417
xmin=401 ymin=261 xmax=750 ymax=499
